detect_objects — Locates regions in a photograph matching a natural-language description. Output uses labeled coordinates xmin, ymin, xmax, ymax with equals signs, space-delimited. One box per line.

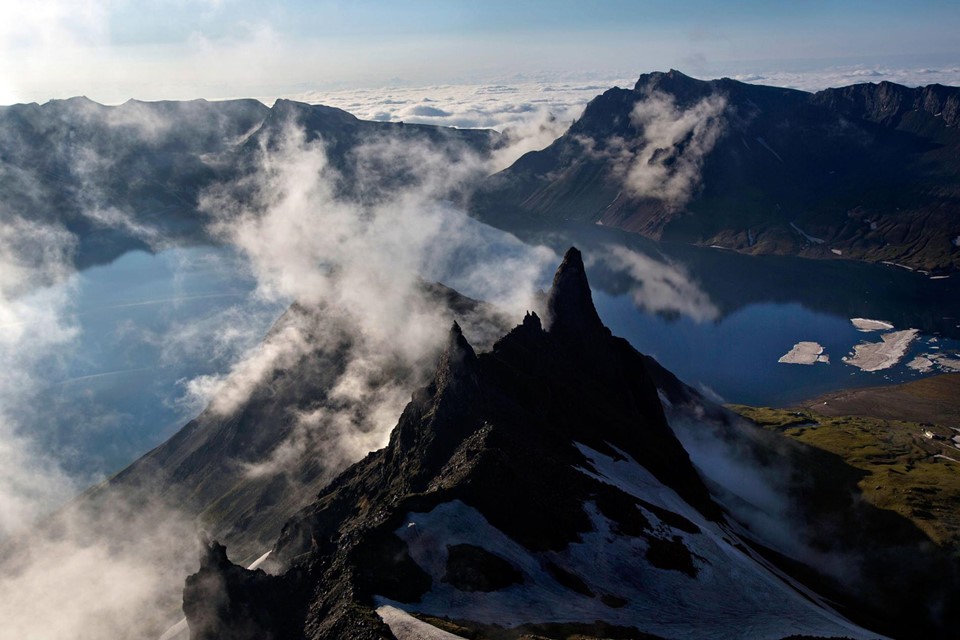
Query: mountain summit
xmin=473 ymin=72 xmax=960 ymax=272
xmin=182 ymin=248 xmax=876 ymax=640
xmin=545 ymin=247 xmax=606 ymax=340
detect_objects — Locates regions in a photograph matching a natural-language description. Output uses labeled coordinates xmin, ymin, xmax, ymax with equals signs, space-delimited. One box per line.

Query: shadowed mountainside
xmin=473 ymin=70 xmax=960 ymax=272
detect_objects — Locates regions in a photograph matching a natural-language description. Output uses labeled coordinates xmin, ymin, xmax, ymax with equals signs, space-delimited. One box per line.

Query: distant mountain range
xmin=0 ymin=96 xmax=496 ymax=267
xmin=473 ymin=70 xmax=960 ymax=272
xmin=4 ymin=71 xmax=958 ymax=271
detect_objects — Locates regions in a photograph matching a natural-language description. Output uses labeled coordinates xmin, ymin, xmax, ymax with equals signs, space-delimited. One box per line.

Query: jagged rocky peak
xmin=187 ymin=248 xmax=888 ymax=640
xmin=632 ymin=69 xmax=716 ymax=104
xmin=544 ymin=246 xmax=607 ymax=340
xmin=384 ymin=320 xmax=483 ymax=486
xmin=184 ymin=539 xmax=292 ymax=640
xmin=634 ymin=68 xmax=699 ymax=90
xmin=436 ymin=321 xmax=478 ymax=379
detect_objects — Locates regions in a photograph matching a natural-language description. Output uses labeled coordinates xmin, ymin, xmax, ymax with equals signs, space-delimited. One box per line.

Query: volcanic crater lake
xmin=25 ymin=229 xmax=960 ymax=480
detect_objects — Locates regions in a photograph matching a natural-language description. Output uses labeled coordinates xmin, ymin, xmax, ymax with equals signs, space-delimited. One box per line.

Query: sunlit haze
xmin=2 ymin=0 xmax=959 ymax=108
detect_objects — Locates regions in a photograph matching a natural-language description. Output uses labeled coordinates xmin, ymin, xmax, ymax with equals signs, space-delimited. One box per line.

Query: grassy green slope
xmin=729 ymin=403 xmax=960 ymax=547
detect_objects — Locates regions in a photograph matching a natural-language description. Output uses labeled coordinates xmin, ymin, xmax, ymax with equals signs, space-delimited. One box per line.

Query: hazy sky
xmin=1 ymin=0 xmax=959 ymax=104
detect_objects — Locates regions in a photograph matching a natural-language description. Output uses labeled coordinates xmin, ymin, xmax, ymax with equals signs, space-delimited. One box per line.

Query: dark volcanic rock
xmin=181 ymin=247 xmax=719 ymax=639
xmin=442 ymin=544 xmax=523 ymax=592
xmin=184 ymin=541 xmax=289 ymax=640
xmin=80 ymin=281 xmax=510 ymax=565
xmin=176 ymin=247 xmax=960 ymax=639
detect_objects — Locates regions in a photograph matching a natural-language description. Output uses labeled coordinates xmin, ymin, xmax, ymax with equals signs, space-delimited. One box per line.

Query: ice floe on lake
xmin=850 ymin=318 xmax=894 ymax=332
xmin=907 ymin=352 xmax=960 ymax=373
xmin=843 ymin=329 xmax=918 ymax=372
xmin=779 ymin=342 xmax=829 ymax=365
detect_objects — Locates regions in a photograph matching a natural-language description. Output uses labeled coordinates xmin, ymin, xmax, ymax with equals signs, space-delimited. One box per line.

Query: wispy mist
xmin=0 ymin=182 xmax=212 ymax=640
xmin=0 ymin=86 xmax=559 ymax=639
xmin=0 ymin=216 xmax=79 ymax=536
xmin=0 ymin=496 xmax=197 ymax=640
xmin=611 ymin=90 xmax=727 ymax=210
xmin=194 ymin=118 xmax=555 ymax=478
xmin=596 ymin=244 xmax=719 ymax=322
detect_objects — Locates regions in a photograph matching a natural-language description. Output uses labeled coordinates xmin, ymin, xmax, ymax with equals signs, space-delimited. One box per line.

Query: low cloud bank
xmin=277 ymin=81 xmax=633 ymax=171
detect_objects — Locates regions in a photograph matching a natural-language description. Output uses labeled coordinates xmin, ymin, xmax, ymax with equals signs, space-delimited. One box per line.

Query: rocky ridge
xmin=182 ymin=249 xmax=880 ymax=640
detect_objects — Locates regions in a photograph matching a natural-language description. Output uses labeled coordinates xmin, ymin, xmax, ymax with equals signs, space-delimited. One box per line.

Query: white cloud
xmin=274 ymin=80 xmax=634 ymax=170
xmin=596 ymin=245 xmax=719 ymax=323
xmin=0 ymin=217 xmax=79 ymax=536
xmin=189 ymin=118 xmax=556 ymax=479
xmin=623 ymin=90 xmax=726 ymax=209
xmin=0 ymin=497 xmax=198 ymax=640
xmin=277 ymin=81 xmax=618 ymax=131
xmin=728 ymin=64 xmax=960 ymax=92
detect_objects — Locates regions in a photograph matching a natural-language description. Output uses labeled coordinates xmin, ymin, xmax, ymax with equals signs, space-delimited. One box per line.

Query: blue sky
xmin=1 ymin=0 xmax=958 ymax=104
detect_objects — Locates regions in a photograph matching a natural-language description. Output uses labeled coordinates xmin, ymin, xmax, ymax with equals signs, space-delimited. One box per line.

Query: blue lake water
xmin=526 ymin=221 xmax=960 ymax=406
xmin=594 ymin=293 xmax=955 ymax=406
xmin=19 ymin=235 xmax=960 ymax=481
xmin=27 ymin=247 xmax=282 ymax=478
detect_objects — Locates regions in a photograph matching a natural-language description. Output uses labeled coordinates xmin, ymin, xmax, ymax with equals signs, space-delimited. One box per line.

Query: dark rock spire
xmin=545 ymin=247 xmax=606 ymax=340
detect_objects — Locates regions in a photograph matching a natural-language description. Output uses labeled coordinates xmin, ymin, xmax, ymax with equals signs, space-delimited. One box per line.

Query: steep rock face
xmin=473 ymin=70 xmax=960 ymax=272
xmin=182 ymin=249 xmax=878 ymax=640
xmin=811 ymin=81 xmax=960 ymax=128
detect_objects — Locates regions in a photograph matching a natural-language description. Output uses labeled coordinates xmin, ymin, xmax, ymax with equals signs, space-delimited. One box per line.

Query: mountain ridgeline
xmin=181 ymin=249 xmax=905 ymax=640
xmin=472 ymin=70 xmax=960 ymax=272
xmin=0 ymin=96 xmax=497 ymax=267
xmin=4 ymin=71 xmax=958 ymax=271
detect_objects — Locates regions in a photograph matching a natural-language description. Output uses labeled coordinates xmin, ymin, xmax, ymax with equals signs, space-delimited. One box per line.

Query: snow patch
xmin=755 ymin=137 xmax=784 ymax=163
xmin=383 ymin=486 xmax=877 ymax=640
xmin=247 ymin=550 xmax=272 ymax=570
xmin=157 ymin=619 xmax=187 ymax=640
xmin=377 ymin=605 xmax=467 ymax=639
xmin=831 ymin=248 xmax=843 ymax=256
xmin=657 ymin=389 xmax=673 ymax=408
xmin=843 ymin=329 xmax=918 ymax=371
xmin=850 ymin=318 xmax=894 ymax=332
xmin=910 ymin=352 xmax=960 ymax=373
xmin=778 ymin=342 xmax=829 ymax=365
xmin=881 ymin=261 xmax=915 ymax=272
xmin=789 ymin=222 xmax=825 ymax=245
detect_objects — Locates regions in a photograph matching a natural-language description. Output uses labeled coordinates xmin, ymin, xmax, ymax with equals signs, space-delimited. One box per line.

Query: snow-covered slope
xmin=379 ymin=442 xmax=879 ymax=640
